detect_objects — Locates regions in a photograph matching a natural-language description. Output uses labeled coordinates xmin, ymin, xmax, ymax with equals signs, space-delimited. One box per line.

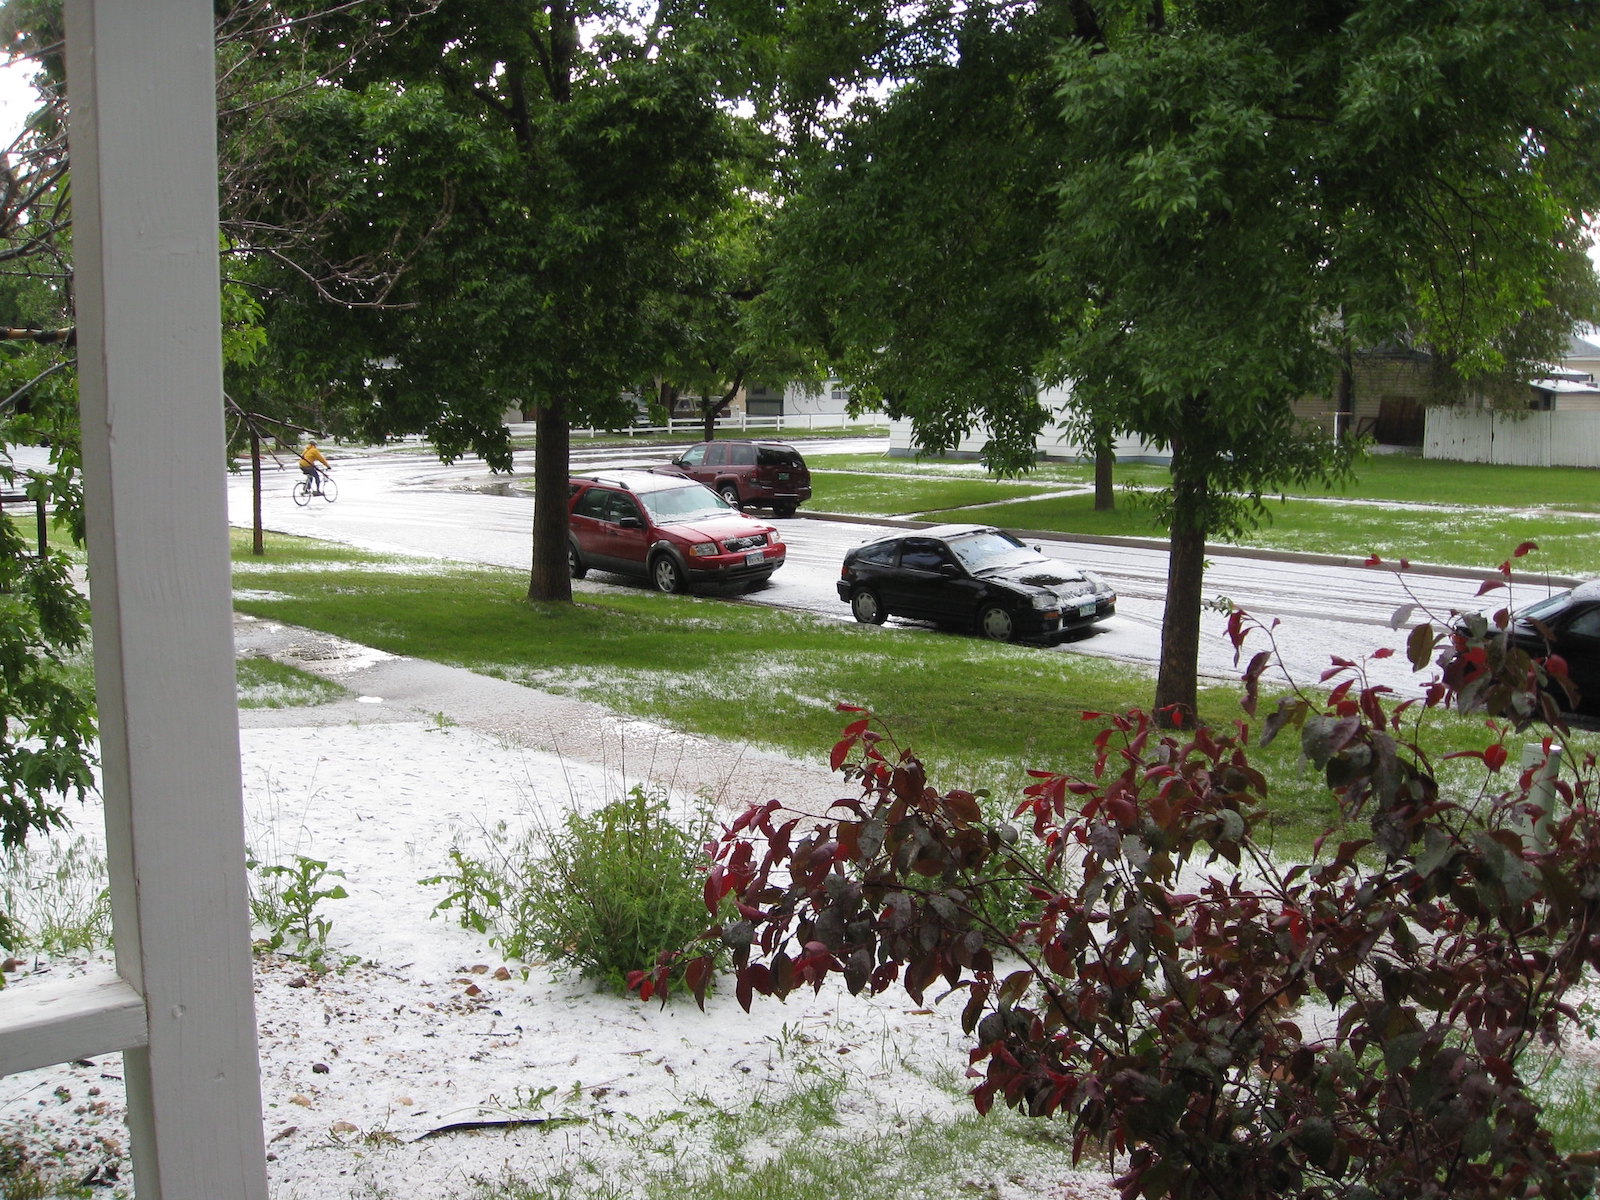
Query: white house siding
xmin=1425 ymin=408 xmax=1600 ymax=468
xmin=887 ymin=421 xmax=1169 ymax=463
xmin=886 ymin=382 xmax=1170 ymax=462
xmin=776 ymin=379 xmax=888 ymax=419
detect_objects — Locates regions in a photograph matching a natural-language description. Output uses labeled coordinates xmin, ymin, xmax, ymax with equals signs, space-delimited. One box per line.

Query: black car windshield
xmin=1517 ymin=591 xmax=1576 ymax=623
xmin=946 ymin=530 xmax=1042 ymax=573
xmin=640 ymin=484 xmax=731 ymax=524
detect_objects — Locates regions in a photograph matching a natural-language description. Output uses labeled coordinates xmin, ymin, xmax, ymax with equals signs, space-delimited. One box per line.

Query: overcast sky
xmin=0 ymin=56 xmax=35 ymax=142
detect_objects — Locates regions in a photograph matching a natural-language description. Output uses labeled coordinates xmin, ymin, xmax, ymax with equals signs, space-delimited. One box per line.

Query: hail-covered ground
xmin=0 ymin=620 xmax=1118 ymax=1200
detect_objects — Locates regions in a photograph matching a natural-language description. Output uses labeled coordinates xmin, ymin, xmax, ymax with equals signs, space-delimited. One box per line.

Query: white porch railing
xmin=0 ymin=4 xmax=270 ymax=1198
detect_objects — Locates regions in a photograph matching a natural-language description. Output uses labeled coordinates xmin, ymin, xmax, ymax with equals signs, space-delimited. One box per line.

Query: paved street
xmin=227 ymin=436 xmax=1531 ymax=698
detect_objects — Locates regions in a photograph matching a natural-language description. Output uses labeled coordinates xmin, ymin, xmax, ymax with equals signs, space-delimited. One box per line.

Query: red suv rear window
xmin=756 ymin=447 xmax=805 ymax=469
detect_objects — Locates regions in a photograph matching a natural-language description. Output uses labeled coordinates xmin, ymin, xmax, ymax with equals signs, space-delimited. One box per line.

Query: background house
xmin=1423 ymin=331 xmax=1600 ymax=466
xmin=885 ymin=383 xmax=1170 ymax=464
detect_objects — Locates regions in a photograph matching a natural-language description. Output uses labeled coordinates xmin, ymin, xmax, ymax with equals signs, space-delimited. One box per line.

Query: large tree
xmin=226 ymin=2 xmax=785 ymax=602
xmin=767 ymin=0 xmax=1600 ymax=726
xmin=1042 ymin=0 xmax=1600 ymax=724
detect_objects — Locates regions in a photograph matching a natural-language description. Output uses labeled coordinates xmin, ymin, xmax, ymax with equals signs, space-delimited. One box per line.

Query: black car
xmin=1485 ymin=580 xmax=1600 ymax=715
xmin=836 ymin=524 xmax=1116 ymax=643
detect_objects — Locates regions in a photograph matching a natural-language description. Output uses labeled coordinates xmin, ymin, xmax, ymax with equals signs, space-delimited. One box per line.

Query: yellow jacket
xmin=298 ymin=444 xmax=330 ymax=470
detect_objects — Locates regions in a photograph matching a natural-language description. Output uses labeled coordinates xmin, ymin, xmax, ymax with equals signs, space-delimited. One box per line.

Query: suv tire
xmin=567 ymin=542 xmax=588 ymax=580
xmin=651 ymin=553 xmax=686 ymax=594
xmin=717 ymin=483 xmax=741 ymax=507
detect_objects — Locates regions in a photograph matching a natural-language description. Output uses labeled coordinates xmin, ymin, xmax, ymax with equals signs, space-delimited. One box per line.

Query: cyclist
xmin=298 ymin=440 xmax=331 ymax=495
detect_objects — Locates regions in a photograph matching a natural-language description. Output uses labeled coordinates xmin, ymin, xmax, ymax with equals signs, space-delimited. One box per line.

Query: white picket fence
xmin=1426 ymin=407 xmax=1600 ymax=468
xmin=572 ymin=412 xmax=888 ymax=438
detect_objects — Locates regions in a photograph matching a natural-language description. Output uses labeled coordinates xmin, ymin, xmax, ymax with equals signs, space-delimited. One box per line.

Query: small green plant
xmin=422 ymin=841 xmax=508 ymax=937
xmin=0 ymin=1136 xmax=46 ymax=1199
xmin=248 ymin=852 xmax=349 ymax=969
xmin=524 ymin=786 xmax=719 ymax=991
xmin=425 ymin=788 xmax=718 ymax=992
xmin=0 ymin=835 xmax=112 ymax=957
xmin=421 ymin=824 xmax=540 ymax=959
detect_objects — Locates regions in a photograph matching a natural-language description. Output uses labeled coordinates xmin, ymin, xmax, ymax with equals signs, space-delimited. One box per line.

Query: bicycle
xmin=292 ymin=469 xmax=337 ymax=506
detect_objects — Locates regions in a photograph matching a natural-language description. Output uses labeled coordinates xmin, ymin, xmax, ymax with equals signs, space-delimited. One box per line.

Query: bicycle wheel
xmin=292 ymin=478 xmax=312 ymax=507
xmin=319 ymin=476 xmax=338 ymax=503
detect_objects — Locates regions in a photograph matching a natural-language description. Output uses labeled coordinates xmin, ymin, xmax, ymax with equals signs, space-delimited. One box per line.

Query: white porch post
xmin=65 ymin=1 xmax=268 ymax=1197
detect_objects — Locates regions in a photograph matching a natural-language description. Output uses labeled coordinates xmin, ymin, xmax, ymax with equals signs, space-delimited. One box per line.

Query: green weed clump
xmin=528 ymin=787 xmax=717 ymax=991
xmin=426 ymin=786 xmax=717 ymax=993
xmin=246 ymin=851 xmax=351 ymax=970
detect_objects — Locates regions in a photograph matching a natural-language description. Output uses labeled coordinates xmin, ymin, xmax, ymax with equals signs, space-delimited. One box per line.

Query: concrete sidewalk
xmin=232 ymin=612 xmax=851 ymax=818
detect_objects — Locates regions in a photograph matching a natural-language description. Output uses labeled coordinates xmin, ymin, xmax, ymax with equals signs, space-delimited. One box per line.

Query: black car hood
xmin=980 ymin=562 xmax=1102 ymax=598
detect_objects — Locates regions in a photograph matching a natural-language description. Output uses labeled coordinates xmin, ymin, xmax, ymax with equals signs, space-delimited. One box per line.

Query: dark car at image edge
xmin=566 ymin=470 xmax=785 ymax=595
xmin=1454 ymin=579 xmax=1600 ymax=718
xmin=836 ymin=524 xmax=1116 ymax=644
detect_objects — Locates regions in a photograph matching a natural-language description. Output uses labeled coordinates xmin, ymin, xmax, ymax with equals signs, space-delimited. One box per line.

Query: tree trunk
xmin=527 ymin=399 xmax=573 ymax=602
xmin=1093 ymin=422 xmax=1115 ymax=512
xmin=701 ymin=397 xmax=717 ymax=442
xmin=250 ymin=428 xmax=264 ymax=555
xmin=1152 ymin=416 xmax=1207 ymax=728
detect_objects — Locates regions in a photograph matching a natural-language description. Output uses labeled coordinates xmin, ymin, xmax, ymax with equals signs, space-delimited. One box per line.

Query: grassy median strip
xmin=808 ymin=449 xmax=1600 ymax=509
xmin=809 ymin=453 xmax=1600 ymax=576
xmin=231 ymin=531 xmax=1169 ymax=785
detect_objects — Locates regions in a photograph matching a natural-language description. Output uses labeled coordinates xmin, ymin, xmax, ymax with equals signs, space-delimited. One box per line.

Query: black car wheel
xmin=850 ymin=588 xmax=887 ymax=625
xmin=773 ymin=502 xmax=797 ymax=518
xmin=977 ymin=603 xmax=1016 ymax=642
xmin=567 ymin=542 xmax=587 ymax=580
xmin=651 ymin=553 xmax=686 ymax=594
xmin=718 ymin=484 xmax=741 ymax=507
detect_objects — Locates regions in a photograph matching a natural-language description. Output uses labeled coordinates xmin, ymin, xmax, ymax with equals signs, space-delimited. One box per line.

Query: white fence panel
xmin=572 ymin=412 xmax=888 ymax=438
xmin=1425 ymin=409 xmax=1600 ymax=468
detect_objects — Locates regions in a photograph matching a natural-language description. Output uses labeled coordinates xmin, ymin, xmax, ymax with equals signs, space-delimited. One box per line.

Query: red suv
xmin=652 ymin=440 xmax=812 ymax=517
xmin=567 ymin=470 xmax=786 ymax=594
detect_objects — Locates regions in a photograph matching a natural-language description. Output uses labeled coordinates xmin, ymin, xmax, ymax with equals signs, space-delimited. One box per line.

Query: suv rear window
xmin=756 ymin=447 xmax=805 ymax=468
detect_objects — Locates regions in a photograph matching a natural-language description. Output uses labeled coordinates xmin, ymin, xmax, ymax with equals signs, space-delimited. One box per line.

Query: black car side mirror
xmin=618 ymin=516 xmax=642 ymax=529
xmin=938 ymin=563 xmax=962 ymax=578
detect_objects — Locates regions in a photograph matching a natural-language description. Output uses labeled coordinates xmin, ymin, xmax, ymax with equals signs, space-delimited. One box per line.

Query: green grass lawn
xmin=808 ymin=451 xmax=1600 ymax=575
xmin=809 ymin=449 xmax=1600 ymax=510
xmin=231 ymin=530 xmax=1578 ymax=853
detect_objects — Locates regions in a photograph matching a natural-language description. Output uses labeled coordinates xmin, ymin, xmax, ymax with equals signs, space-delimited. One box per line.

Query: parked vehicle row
xmin=567 ymin=442 xmax=1119 ymax=647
